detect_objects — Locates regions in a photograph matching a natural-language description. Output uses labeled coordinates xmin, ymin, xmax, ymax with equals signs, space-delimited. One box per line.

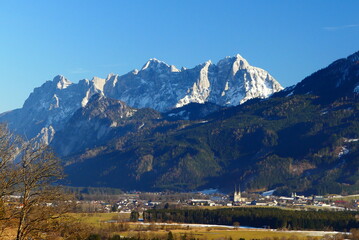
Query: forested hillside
xmin=62 ymin=51 xmax=359 ymax=194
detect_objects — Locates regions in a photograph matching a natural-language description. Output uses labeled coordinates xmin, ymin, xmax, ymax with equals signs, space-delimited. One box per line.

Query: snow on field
xmin=135 ymin=222 xmax=345 ymax=236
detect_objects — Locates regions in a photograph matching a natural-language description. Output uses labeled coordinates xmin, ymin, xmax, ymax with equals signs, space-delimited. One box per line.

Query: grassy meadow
xmin=67 ymin=212 xmax=343 ymax=240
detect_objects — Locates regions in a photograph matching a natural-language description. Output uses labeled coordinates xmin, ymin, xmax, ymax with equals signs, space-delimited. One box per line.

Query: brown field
xmin=1 ymin=213 xmax=344 ymax=240
xmin=68 ymin=212 xmax=131 ymax=225
xmin=120 ymin=227 xmax=322 ymax=240
xmin=70 ymin=213 xmax=340 ymax=240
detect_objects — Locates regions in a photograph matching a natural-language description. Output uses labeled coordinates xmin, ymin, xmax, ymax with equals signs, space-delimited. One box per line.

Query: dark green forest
xmin=65 ymin=94 xmax=359 ymax=195
xmin=143 ymin=208 xmax=359 ymax=231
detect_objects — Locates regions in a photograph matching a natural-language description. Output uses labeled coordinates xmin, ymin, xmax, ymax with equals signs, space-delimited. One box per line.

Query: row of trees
xmin=0 ymin=124 xmax=73 ymax=240
xmin=143 ymin=207 xmax=359 ymax=231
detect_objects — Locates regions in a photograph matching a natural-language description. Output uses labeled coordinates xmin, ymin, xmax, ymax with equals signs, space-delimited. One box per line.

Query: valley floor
xmin=1 ymin=212 xmax=353 ymax=239
xmin=70 ymin=213 xmax=350 ymax=240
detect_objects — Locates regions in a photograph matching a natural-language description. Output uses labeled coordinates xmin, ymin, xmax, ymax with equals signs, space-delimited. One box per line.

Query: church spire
xmin=233 ymin=184 xmax=242 ymax=202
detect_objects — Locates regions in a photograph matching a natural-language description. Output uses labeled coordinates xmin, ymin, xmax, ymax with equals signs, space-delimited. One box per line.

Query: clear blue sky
xmin=1 ymin=0 xmax=358 ymax=113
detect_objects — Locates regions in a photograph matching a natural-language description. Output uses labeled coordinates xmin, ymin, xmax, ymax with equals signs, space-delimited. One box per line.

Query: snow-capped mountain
xmin=0 ymin=75 xmax=105 ymax=142
xmin=0 ymin=54 xmax=283 ymax=141
xmin=61 ymin=50 xmax=359 ymax=194
xmin=105 ymin=54 xmax=282 ymax=111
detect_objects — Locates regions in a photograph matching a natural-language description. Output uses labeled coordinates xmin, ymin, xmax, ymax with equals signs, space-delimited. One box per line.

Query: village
xmin=69 ymin=188 xmax=359 ymax=214
xmin=4 ymin=188 xmax=359 ymax=239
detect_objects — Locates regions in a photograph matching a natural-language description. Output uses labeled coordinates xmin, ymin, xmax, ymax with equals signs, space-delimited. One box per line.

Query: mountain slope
xmin=62 ymin=51 xmax=359 ymax=195
xmin=51 ymin=94 xmax=138 ymax=156
xmin=277 ymin=51 xmax=359 ymax=102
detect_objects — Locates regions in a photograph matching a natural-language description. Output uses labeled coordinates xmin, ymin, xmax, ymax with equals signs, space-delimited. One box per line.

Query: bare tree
xmin=0 ymin=124 xmax=20 ymax=197
xmin=0 ymin=124 xmax=21 ymax=235
xmin=13 ymin=142 xmax=72 ymax=240
xmin=0 ymin=125 xmax=74 ymax=240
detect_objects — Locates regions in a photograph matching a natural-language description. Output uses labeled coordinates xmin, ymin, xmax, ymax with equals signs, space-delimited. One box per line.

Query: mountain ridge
xmin=59 ymin=51 xmax=359 ymax=194
xmin=2 ymin=51 xmax=358 ymax=195
xmin=0 ymin=54 xmax=282 ymax=142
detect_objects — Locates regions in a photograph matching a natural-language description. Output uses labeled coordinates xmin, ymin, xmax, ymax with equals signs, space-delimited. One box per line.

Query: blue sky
xmin=0 ymin=0 xmax=358 ymax=113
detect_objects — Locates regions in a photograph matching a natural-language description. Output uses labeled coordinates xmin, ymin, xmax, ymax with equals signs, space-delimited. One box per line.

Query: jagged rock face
xmin=104 ymin=62 xmax=184 ymax=112
xmin=22 ymin=76 xmax=103 ymax=126
xmin=105 ymin=55 xmax=283 ymax=111
xmin=51 ymin=94 xmax=137 ymax=156
xmin=0 ymin=54 xmax=282 ymax=142
xmin=0 ymin=75 xmax=104 ymax=139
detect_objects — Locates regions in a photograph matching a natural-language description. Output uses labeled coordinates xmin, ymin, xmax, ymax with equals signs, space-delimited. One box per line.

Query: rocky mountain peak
xmin=233 ymin=53 xmax=250 ymax=69
xmin=0 ymin=53 xmax=283 ymax=142
xmin=347 ymin=50 xmax=359 ymax=63
xmin=217 ymin=54 xmax=248 ymax=68
xmin=53 ymin=75 xmax=72 ymax=89
xmin=106 ymin=73 xmax=118 ymax=80
xmin=90 ymin=76 xmax=106 ymax=92
xmin=141 ymin=58 xmax=181 ymax=73
xmin=141 ymin=58 xmax=170 ymax=71
xmin=79 ymin=93 xmax=135 ymax=120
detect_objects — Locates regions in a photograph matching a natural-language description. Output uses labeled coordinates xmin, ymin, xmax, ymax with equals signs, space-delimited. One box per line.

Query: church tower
xmin=233 ymin=185 xmax=242 ymax=202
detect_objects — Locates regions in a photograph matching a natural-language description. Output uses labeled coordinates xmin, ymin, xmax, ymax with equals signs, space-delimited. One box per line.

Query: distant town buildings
xmin=25 ymin=190 xmax=356 ymax=214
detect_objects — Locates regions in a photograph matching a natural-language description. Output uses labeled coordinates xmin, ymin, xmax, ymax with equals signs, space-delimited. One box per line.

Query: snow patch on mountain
xmin=354 ymin=84 xmax=359 ymax=93
xmin=0 ymin=53 xmax=283 ymax=143
xmin=92 ymin=77 xmax=106 ymax=92
xmin=142 ymin=58 xmax=170 ymax=72
xmin=344 ymin=138 xmax=359 ymax=143
xmin=338 ymin=146 xmax=349 ymax=158
xmin=55 ymin=75 xmax=72 ymax=89
xmin=34 ymin=126 xmax=55 ymax=145
xmin=104 ymin=54 xmax=283 ymax=111
xmin=176 ymin=61 xmax=212 ymax=108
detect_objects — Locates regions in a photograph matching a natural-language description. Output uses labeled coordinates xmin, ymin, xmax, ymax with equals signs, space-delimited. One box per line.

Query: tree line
xmin=143 ymin=207 xmax=359 ymax=231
